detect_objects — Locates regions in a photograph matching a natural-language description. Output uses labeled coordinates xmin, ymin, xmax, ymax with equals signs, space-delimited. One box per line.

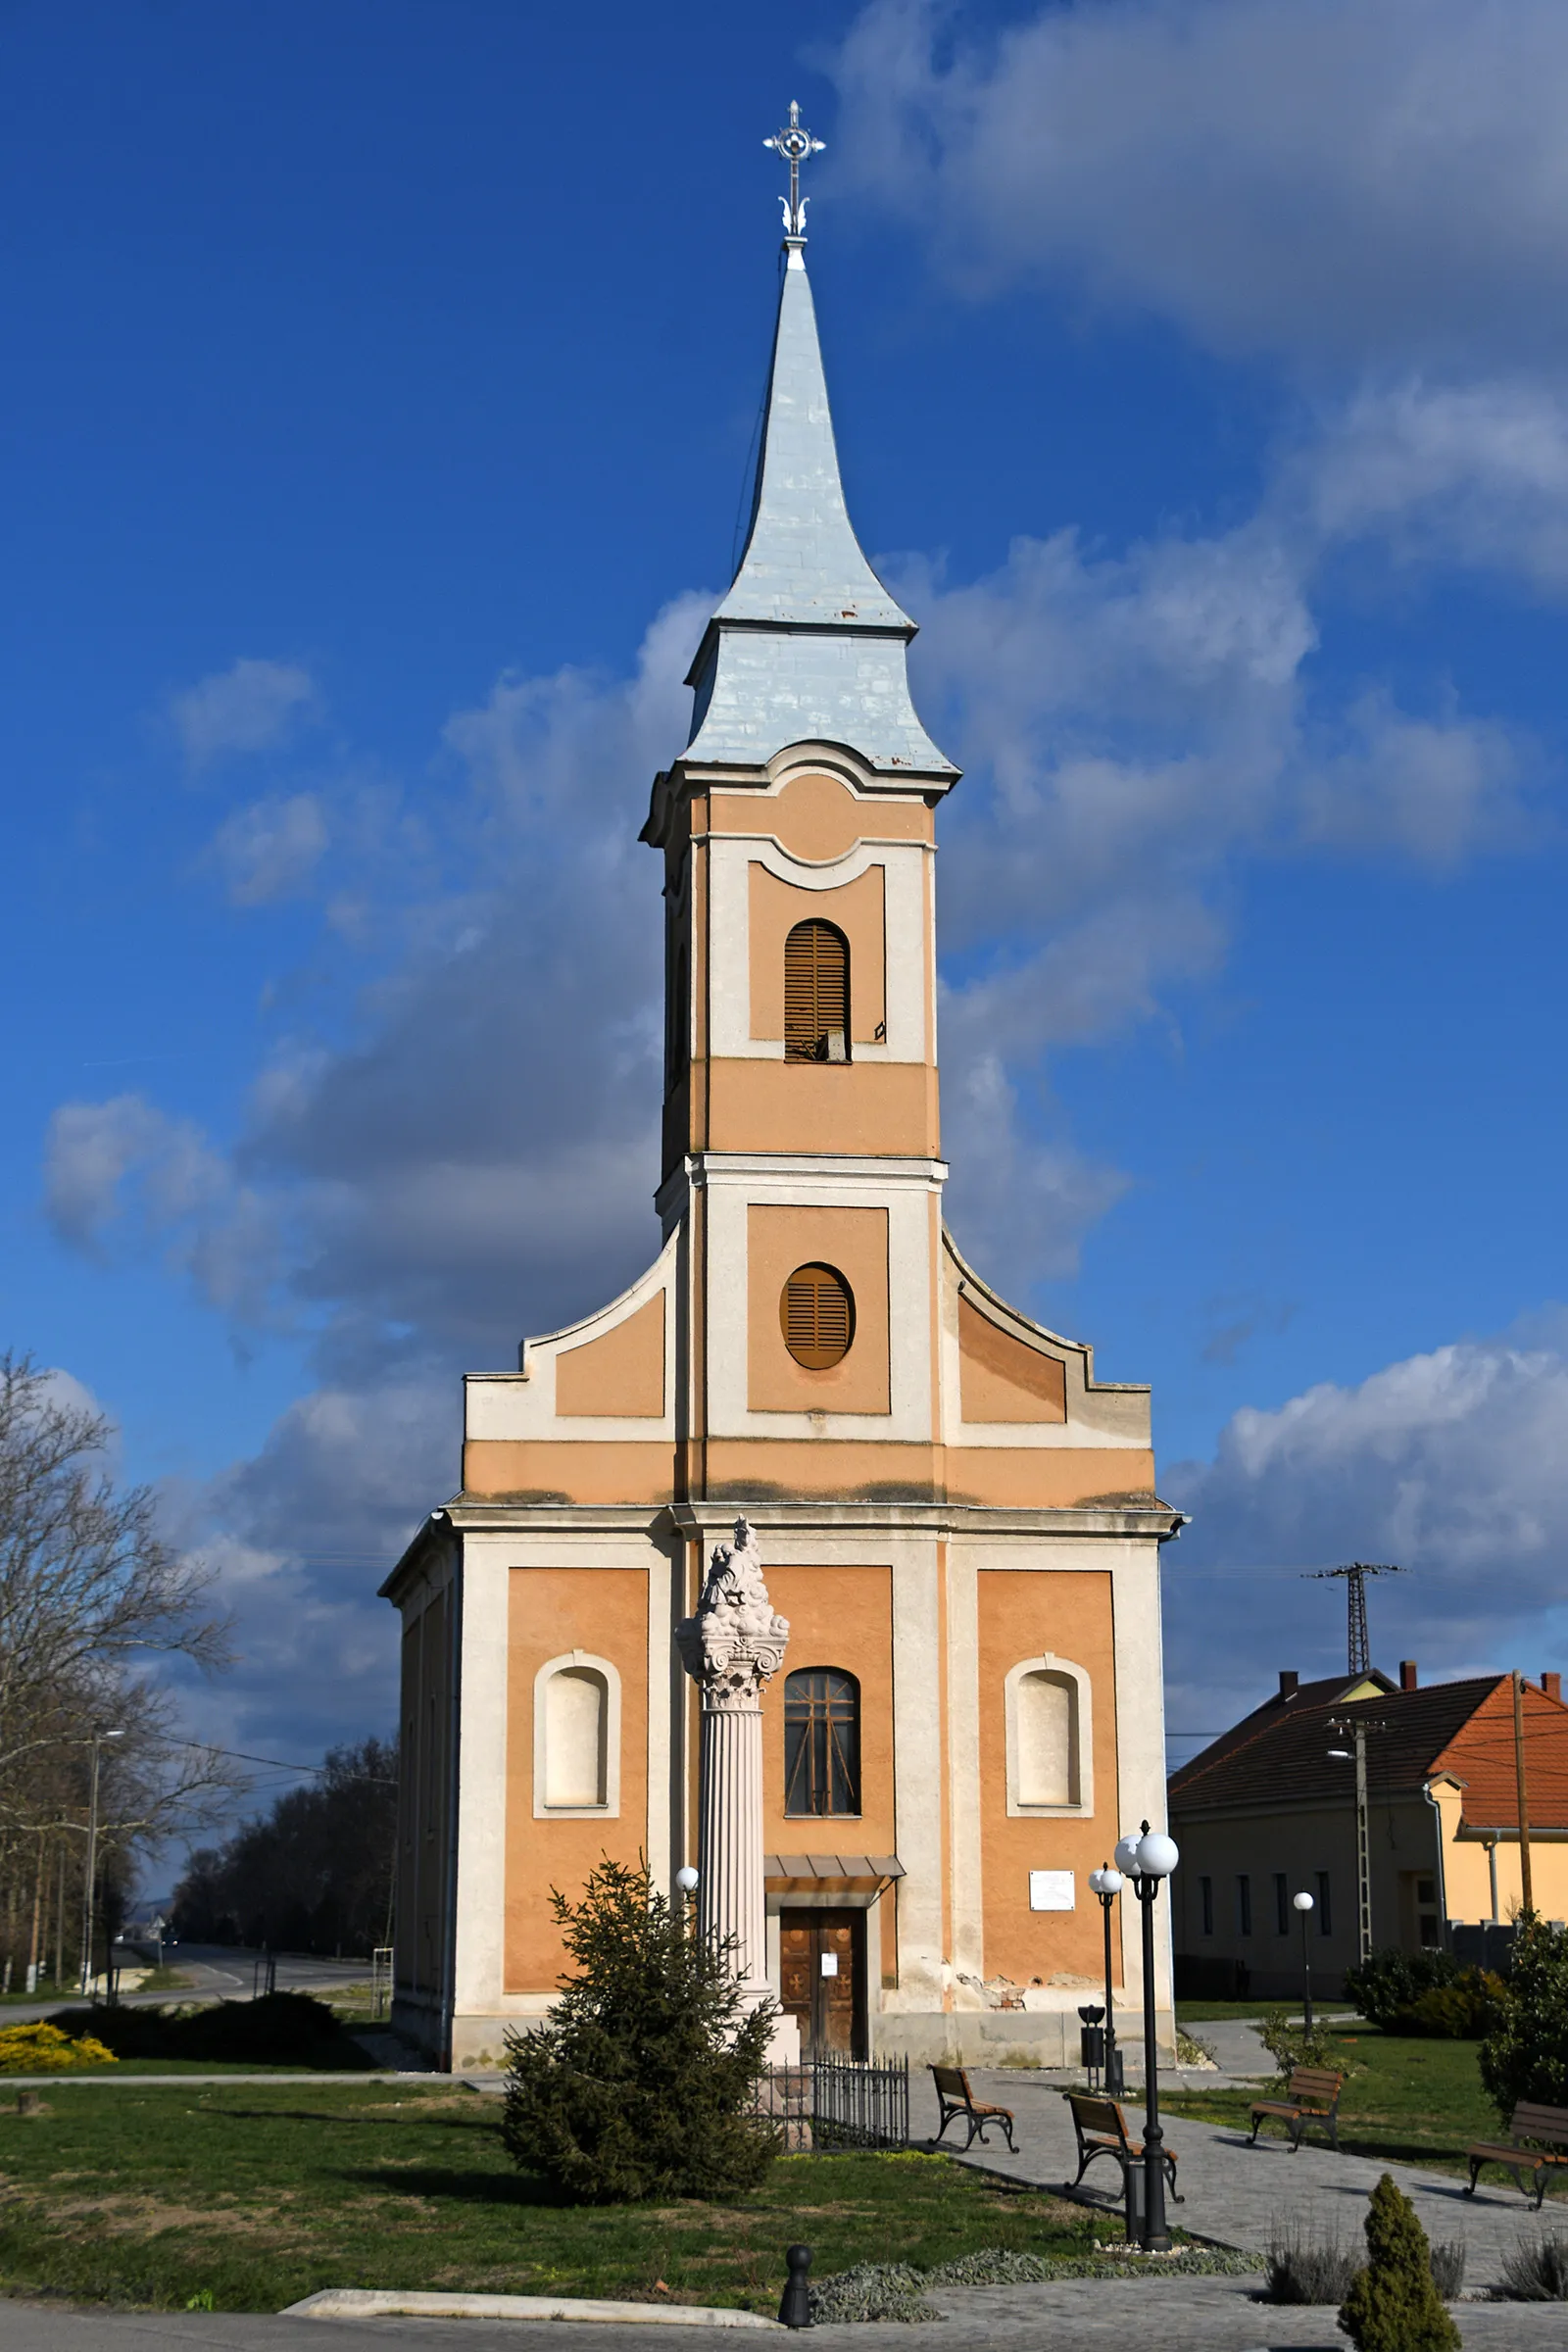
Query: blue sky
xmin=10 ymin=0 xmax=1568 ymax=1800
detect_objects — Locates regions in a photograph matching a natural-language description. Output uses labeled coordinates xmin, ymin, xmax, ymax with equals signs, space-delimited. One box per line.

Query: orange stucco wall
xmin=747 ymin=1204 xmax=891 ymax=1415
xmin=976 ymin=1568 xmax=1121 ymax=1985
xmin=555 ymin=1293 xmax=666 ymax=1419
xmin=958 ymin=1297 xmax=1067 ymax=1424
xmin=505 ymin=1566 xmax=650 ymax=1992
xmin=711 ymin=770 xmax=933 ymax=862
xmin=760 ymin=1565 xmax=896 ymax=1854
xmin=463 ymin=1440 xmax=674 ymax=1503
xmin=749 ymin=862 xmax=887 ymax=1045
xmin=697 ymin=1438 xmax=1156 ymax=1506
xmin=700 ymin=1060 xmax=940 ymax=1157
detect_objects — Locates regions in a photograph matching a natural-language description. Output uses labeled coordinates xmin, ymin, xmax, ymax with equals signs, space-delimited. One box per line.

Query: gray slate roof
xmin=684 ymin=252 xmax=956 ymax=783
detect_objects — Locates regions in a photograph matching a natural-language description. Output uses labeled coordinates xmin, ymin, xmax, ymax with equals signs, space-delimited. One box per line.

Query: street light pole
xmin=1087 ymin=1865 xmax=1125 ymax=2095
xmin=1293 ymin=1890 xmax=1316 ymax=2035
xmin=1113 ymin=1820 xmax=1179 ymax=2253
xmin=78 ymin=1729 xmax=125 ymax=1998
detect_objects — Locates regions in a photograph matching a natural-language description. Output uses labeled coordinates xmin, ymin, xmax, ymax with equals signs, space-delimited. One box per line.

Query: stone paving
xmin=926 ymin=2063 xmax=1568 ymax=2290
xmin=5 ymin=2285 xmax=1568 ymax=2349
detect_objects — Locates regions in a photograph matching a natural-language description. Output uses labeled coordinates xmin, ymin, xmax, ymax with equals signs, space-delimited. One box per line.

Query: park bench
xmin=1248 ymin=2066 xmax=1344 ymax=2153
xmin=1464 ymin=2102 xmax=1568 ymax=2210
xmin=1062 ymin=2089 xmax=1181 ymax=2201
xmin=929 ymin=2064 xmax=1016 ymax=2152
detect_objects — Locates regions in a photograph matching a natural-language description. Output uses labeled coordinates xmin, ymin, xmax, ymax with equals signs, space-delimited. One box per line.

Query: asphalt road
xmin=2 ymin=1944 xmax=375 ymax=2026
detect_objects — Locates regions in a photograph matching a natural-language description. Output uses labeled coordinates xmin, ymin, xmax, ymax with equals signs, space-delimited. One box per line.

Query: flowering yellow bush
xmin=0 ymin=2020 xmax=117 ymax=2073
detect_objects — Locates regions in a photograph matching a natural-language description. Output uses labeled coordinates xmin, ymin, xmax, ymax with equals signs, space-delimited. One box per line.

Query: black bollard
xmin=778 ymin=2243 xmax=813 ymax=2328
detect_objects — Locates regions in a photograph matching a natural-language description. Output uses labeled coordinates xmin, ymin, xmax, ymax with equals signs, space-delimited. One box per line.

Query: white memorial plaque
xmin=820 ymin=1952 xmax=838 ymax=1977
xmin=1029 ymin=1870 xmax=1075 ymax=1912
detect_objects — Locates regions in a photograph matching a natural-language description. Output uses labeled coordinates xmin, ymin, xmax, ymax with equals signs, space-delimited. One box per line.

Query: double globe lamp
xmin=1093 ymin=1822 xmax=1180 ymax=2250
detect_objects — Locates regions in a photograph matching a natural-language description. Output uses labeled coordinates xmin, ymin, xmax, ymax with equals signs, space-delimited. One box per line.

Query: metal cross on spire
xmin=764 ymin=100 xmax=825 ymax=242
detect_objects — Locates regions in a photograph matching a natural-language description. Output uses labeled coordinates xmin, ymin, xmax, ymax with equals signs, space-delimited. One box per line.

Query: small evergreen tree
xmin=501 ymin=1857 xmax=779 ymax=2203
xmin=1339 ymin=2175 xmax=1460 ymax=2352
xmin=1480 ymin=1914 xmax=1568 ymax=2116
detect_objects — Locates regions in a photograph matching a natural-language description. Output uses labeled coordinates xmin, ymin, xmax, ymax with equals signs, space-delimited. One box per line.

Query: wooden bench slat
xmin=1465 ymin=2103 xmax=1568 ymax=2210
xmin=929 ymin=2065 xmax=1015 ymax=2155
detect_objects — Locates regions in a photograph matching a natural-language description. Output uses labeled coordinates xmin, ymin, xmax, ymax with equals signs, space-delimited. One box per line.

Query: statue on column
xmin=676 ymin=1518 xmax=795 ymax=2053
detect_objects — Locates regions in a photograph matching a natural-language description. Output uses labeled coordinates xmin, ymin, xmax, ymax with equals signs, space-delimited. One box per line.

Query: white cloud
xmin=171 ymin=659 xmax=318 ymax=769
xmin=1165 ymin=1319 xmax=1568 ymax=1725
xmin=208 ymin=793 xmax=329 ymax=905
xmin=833 ymin=0 xmax=1568 ymax=372
xmin=1297 ymin=379 xmax=1568 ymax=590
xmin=51 ymin=597 xmax=709 ymax=1372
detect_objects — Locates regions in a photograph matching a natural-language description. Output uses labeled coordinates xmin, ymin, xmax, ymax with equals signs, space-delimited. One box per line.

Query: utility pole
xmin=1513 ymin=1672 xmax=1535 ymax=1917
xmin=1328 ymin=1714 xmax=1386 ymax=1962
xmin=77 ymin=1729 xmax=125 ymax=1997
xmin=1307 ymin=1562 xmax=1403 ymax=1677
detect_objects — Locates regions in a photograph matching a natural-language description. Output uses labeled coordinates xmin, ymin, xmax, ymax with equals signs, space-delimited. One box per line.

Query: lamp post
xmin=1087 ymin=1865 xmax=1125 ymax=2094
xmin=79 ymin=1729 xmax=125 ymax=1998
xmin=1293 ymin=1890 xmax=1315 ymax=2035
xmin=1112 ymin=1820 xmax=1179 ymax=2252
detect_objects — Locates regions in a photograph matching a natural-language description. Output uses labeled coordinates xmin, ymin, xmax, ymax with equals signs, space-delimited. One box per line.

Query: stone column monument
xmin=676 ymin=1517 xmax=794 ymax=2047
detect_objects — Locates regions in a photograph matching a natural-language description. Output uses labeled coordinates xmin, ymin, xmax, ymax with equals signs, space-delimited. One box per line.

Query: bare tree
xmin=0 ymin=1354 xmax=238 ymax=1982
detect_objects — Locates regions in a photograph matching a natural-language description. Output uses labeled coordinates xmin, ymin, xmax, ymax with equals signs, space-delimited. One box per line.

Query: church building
xmin=383 ymin=131 xmax=1180 ymax=2070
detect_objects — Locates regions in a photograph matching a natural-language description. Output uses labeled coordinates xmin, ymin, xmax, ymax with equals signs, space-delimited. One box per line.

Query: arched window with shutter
xmin=784 ymin=919 xmax=850 ymax=1062
xmin=784 ymin=1668 xmax=861 ymax=1816
xmin=780 ymin=1263 xmax=855 ymax=1368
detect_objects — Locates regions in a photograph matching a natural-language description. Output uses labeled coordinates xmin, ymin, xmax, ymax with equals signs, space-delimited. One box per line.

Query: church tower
xmin=385 ymin=119 xmax=1180 ymax=2069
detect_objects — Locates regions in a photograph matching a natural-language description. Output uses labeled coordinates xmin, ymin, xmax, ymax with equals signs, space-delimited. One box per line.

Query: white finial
xmin=764 ymin=98 xmax=825 ymax=254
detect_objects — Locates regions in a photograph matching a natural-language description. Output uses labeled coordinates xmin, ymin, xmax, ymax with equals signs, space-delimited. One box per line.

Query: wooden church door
xmin=779 ymin=1908 xmax=863 ymax=2056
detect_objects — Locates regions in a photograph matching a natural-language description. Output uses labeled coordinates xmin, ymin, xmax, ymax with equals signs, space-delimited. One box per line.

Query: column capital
xmin=676 ymin=1515 xmax=790 ymax=1713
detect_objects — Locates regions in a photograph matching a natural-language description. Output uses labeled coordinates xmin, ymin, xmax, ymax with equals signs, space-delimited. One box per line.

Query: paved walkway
xmin=923 ymin=2066 xmax=1565 ymax=2290
xmin=3 ymin=2285 xmax=1568 ymax=2349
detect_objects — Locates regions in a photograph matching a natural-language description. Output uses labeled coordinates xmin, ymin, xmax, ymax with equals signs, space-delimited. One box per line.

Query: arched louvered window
xmin=781 ymin=1263 xmax=855 ymax=1368
xmin=784 ymin=919 xmax=850 ymax=1062
xmin=784 ymin=1669 xmax=861 ymax=1816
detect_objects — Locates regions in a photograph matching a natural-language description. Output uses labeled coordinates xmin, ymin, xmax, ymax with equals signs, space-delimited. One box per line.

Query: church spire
xmin=681 ymin=109 xmax=955 ymax=783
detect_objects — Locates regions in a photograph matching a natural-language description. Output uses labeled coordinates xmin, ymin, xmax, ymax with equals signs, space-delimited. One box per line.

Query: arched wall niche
xmin=1004 ymin=1653 xmax=1094 ymax=1818
xmin=533 ymin=1651 xmax=622 ymax=1818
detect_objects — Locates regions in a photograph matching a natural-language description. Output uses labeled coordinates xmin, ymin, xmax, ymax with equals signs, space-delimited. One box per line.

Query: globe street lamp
xmin=1087 ymin=1866 xmax=1125 ymax=2094
xmin=1293 ymin=1890 xmax=1316 ymax=2035
xmin=1113 ymin=1820 xmax=1179 ymax=2252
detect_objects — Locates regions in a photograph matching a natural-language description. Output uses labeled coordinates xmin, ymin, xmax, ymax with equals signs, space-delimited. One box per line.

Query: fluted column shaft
xmin=698 ymin=1699 xmax=768 ymax=1999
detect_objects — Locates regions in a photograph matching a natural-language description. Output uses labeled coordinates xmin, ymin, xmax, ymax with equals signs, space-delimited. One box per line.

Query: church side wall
xmin=975 ymin=1566 xmax=1118 ymax=1988
xmin=390 ymin=1542 xmax=458 ymax=2060
xmin=503 ymin=1564 xmax=650 ymax=1992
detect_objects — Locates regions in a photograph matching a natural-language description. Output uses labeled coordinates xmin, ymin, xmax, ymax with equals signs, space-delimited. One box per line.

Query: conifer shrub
xmin=501 ymin=1858 xmax=779 ymax=2203
xmin=1339 ymin=2175 xmax=1461 ymax=2352
xmin=1344 ymin=1948 xmax=1463 ymax=2031
xmin=44 ymin=1990 xmax=360 ymax=2067
xmin=1480 ymin=1915 xmax=1568 ymax=2114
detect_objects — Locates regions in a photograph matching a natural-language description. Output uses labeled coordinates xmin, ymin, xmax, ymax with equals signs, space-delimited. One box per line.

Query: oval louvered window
xmin=781 ymin=1263 xmax=855 ymax=1368
xmin=784 ymin=920 xmax=850 ymax=1062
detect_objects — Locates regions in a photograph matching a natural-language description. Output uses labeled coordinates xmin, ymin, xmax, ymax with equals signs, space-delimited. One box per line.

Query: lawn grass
xmin=1174 ymin=2000 xmax=1356 ymax=2023
xmin=1163 ymin=2020 xmax=1535 ymax=2187
xmin=0 ymin=2082 xmax=1114 ymax=2313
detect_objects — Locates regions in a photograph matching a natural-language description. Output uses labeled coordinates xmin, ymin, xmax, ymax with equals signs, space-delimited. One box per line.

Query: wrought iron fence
xmin=753 ymin=2053 xmax=909 ymax=2151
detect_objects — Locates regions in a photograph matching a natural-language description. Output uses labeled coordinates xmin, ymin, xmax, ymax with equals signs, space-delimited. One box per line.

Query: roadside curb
xmin=281 ymin=2288 xmax=783 ymax=2328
